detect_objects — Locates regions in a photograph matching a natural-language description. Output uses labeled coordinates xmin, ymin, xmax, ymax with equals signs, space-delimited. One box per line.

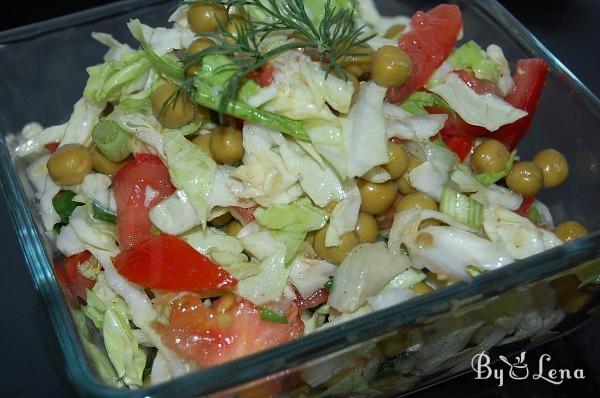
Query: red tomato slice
xmin=429 ymin=70 xmax=501 ymax=138
xmin=295 ymin=288 xmax=329 ymax=310
xmin=44 ymin=142 xmax=60 ymax=153
xmin=429 ymin=106 xmax=489 ymax=138
xmin=257 ymin=64 xmax=275 ymax=87
xmin=112 ymin=153 xmax=175 ymax=249
xmin=495 ymin=59 xmax=549 ymax=150
xmin=55 ymin=251 xmax=95 ymax=308
xmin=229 ymin=205 xmax=258 ymax=224
xmin=454 ymin=70 xmax=502 ymax=97
xmin=443 ymin=135 xmax=475 ymax=161
xmin=516 ymin=195 xmax=535 ymax=217
xmin=247 ymin=64 xmax=275 ymax=88
xmin=155 ymin=294 xmax=303 ymax=367
xmin=113 ymin=234 xmax=236 ymax=292
xmin=386 ymin=4 xmax=462 ymax=104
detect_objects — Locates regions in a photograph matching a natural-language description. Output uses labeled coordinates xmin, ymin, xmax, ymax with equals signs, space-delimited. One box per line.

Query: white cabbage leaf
xmin=208 ymin=166 xmax=256 ymax=209
xmin=328 ymin=243 xmax=411 ymax=312
xmin=248 ymin=52 xmax=353 ymax=120
xmin=326 ymin=180 xmax=361 ymax=247
xmin=483 ymin=206 xmax=562 ymax=260
xmin=40 ymin=177 xmax=61 ymax=231
xmin=386 ymin=267 xmax=427 ymax=290
xmin=231 ymin=123 xmax=299 ymax=205
xmin=531 ymin=199 xmax=554 ymax=227
xmin=409 ymin=142 xmax=458 ymax=201
xmin=279 ymin=140 xmax=345 ymax=207
xmin=289 ymin=256 xmax=337 ymax=299
xmin=383 ymin=103 xmax=447 ymax=141
xmin=89 ymin=249 xmax=188 ymax=378
xmin=102 ymin=303 xmax=146 ymax=387
xmin=81 ymin=173 xmax=113 ymax=209
xmin=26 ymin=154 xmax=51 ymax=193
xmin=367 ymin=287 xmax=416 ymax=311
xmin=127 ymin=20 xmax=195 ymax=56
xmin=235 ymin=223 xmax=289 ymax=304
xmin=69 ymin=205 xmax=118 ymax=252
xmin=164 ymin=128 xmax=217 ymax=225
xmin=15 ymin=123 xmax=66 ymax=157
xmin=107 ymin=104 xmax=165 ymax=158
xmin=238 ymin=221 xmax=282 ymax=261
xmin=56 ymin=225 xmax=87 ymax=257
xmin=430 ymin=73 xmax=527 ymax=131
xmin=341 ymin=81 xmax=389 ymax=178
xmin=181 ymin=226 xmax=247 ymax=267
xmin=486 ymin=44 xmax=514 ymax=97
xmin=254 ymin=197 xmax=328 ymax=262
xmin=59 ymin=97 xmax=105 ymax=148
xmin=361 ymin=166 xmax=391 ymax=183
xmin=150 ymin=353 xmax=172 ymax=386
xmin=471 ymin=184 xmax=523 ymax=211
xmin=235 ymin=247 xmax=289 ymax=305
xmin=91 ymin=32 xmax=135 ymax=62
xmin=388 ymin=209 xmax=512 ymax=280
xmin=409 ymin=160 xmax=447 ymax=201
xmin=149 ymin=190 xmax=200 ymax=235
xmin=307 ymin=81 xmax=389 ymax=179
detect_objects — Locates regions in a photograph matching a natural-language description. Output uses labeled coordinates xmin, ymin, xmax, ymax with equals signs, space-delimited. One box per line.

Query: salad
xmin=13 ymin=0 xmax=590 ymax=390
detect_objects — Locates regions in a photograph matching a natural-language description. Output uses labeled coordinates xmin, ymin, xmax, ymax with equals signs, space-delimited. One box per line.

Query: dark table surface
xmin=1 ymin=1 xmax=599 ymax=397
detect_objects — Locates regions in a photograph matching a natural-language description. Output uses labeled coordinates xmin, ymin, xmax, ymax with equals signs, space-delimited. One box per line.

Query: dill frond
xmin=179 ymin=0 xmax=375 ymax=119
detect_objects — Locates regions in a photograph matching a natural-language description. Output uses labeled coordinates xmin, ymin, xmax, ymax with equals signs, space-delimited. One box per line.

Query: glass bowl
xmin=0 ymin=0 xmax=598 ymax=397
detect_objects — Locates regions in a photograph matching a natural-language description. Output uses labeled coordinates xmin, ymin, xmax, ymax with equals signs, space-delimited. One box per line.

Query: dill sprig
xmin=182 ymin=0 xmax=375 ymax=116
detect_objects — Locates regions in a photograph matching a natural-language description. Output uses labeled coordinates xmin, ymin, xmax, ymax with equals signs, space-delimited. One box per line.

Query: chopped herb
xmin=260 ymin=307 xmax=288 ymax=324
xmin=52 ymin=190 xmax=84 ymax=232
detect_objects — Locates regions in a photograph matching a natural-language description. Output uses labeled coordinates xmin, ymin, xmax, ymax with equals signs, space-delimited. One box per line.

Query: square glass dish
xmin=1 ymin=0 xmax=599 ymax=397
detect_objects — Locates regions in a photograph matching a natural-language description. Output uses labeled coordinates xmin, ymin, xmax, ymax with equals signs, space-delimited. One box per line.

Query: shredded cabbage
xmin=231 ymin=123 xmax=300 ymax=205
xmin=91 ymin=32 xmax=135 ymax=62
xmin=328 ymin=243 xmax=411 ymax=312
xmin=149 ymin=190 xmax=200 ymax=235
xmin=84 ymin=51 xmax=151 ymax=104
xmin=279 ymin=140 xmax=345 ymax=207
xmin=326 ymin=180 xmax=361 ymax=247
xmin=164 ymin=129 xmax=217 ymax=225
xmin=16 ymin=123 xmax=66 ymax=157
xmin=483 ymin=206 xmax=562 ymax=259
xmin=430 ymin=73 xmax=527 ymax=131
xmin=59 ymin=98 xmax=105 ymax=148
xmin=289 ymin=256 xmax=337 ymax=299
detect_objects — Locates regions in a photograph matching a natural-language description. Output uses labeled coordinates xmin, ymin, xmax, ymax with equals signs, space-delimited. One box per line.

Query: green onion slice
xmin=260 ymin=307 xmax=288 ymax=324
xmin=91 ymin=201 xmax=117 ymax=224
xmin=440 ymin=187 xmax=484 ymax=228
xmin=52 ymin=190 xmax=83 ymax=225
xmin=92 ymin=120 xmax=131 ymax=162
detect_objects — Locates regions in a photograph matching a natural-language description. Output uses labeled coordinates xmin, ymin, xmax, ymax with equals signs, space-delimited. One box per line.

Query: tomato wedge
xmin=516 ymin=195 xmax=535 ymax=217
xmin=295 ymin=288 xmax=329 ymax=310
xmin=443 ymin=135 xmax=475 ymax=161
xmin=247 ymin=64 xmax=275 ymax=87
xmin=55 ymin=251 xmax=95 ymax=308
xmin=112 ymin=153 xmax=175 ymax=249
xmin=155 ymin=294 xmax=303 ymax=367
xmin=386 ymin=4 xmax=462 ymax=104
xmin=454 ymin=70 xmax=502 ymax=97
xmin=113 ymin=234 xmax=237 ymax=292
xmin=44 ymin=141 xmax=60 ymax=153
xmin=229 ymin=205 xmax=258 ymax=224
xmin=495 ymin=59 xmax=549 ymax=150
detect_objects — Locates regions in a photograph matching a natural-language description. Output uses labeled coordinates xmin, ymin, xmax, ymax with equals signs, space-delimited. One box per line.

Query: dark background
xmin=0 ymin=1 xmax=599 ymax=397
